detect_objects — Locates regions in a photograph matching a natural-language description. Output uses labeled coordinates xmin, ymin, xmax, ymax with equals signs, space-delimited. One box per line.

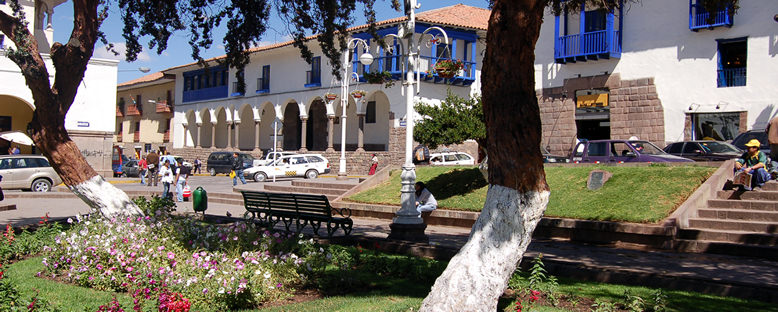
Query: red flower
xmin=514 ymin=301 xmax=523 ymax=312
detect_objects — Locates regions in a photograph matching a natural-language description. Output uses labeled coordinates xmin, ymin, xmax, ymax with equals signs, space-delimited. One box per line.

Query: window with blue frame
xmin=257 ymin=65 xmax=270 ymax=93
xmin=366 ymin=101 xmax=376 ymax=124
xmin=717 ymin=38 xmax=746 ymax=88
xmin=305 ymin=57 xmax=321 ymax=87
xmin=182 ymin=67 xmax=229 ymax=102
xmin=436 ymin=43 xmax=451 ymax=59
xmin=231 ymin=71 xmax=245 ymax=96
xmin=584 ymin=9 xmax=607 ymax=32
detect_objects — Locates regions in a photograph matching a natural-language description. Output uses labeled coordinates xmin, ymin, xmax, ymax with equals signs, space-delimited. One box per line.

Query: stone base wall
xmin=538 ymin=73 xmax=666 ymax=156
xmin=71 ymin=130 xmax=114 ymax=177
xmin=115 ymin=142 xmax=173 ymax=158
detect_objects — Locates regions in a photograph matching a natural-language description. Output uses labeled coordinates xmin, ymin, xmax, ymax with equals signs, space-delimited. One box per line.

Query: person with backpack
xmin=413 ymin=144 xmax=430 ymax=165
xmin=145 ymin=151 xmax=159 ymax=187
xmin=175 ymin=163 xmax=191 ymax=202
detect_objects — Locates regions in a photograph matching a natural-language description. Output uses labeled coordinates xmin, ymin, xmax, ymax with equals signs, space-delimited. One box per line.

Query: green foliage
xmin=623 ymin=290 xmax=646 ymax=312
xmin=414 ymin=92 xmax=485 ymax=150
xmin=363 ymin=71 xmax=395 ymax=88
xmin=0 ymin=278 xmax=60 ymax=312
xmin=133 ymin=195 xmax=176 ymax=217
xmin=528 ymin=254 xmax=548 ymax=290
xmin=0 ymin=223 xmax=63 ymax=263
xmin=651 ymin=289 xmax=668 ymax=312
xmin=592 ymin=299 xmax=617 ymax=312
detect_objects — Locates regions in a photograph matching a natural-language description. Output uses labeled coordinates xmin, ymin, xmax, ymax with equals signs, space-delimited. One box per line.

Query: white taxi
xmin=429 ymin=152 xmax=475 ymax=166
xmin=244 ymin=154 xmax=330 ymax=182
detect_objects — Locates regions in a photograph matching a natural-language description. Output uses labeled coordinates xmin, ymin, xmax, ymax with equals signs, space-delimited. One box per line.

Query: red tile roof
xmin=118 ymin=71 xmax=171 ymax=88
xmin=164 ymin=4 xmax=489 ymax=72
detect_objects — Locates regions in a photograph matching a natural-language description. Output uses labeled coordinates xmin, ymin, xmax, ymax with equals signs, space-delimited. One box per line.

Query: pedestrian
xmin=159 ymin=160 xmax=174 ymax=199
xmin=9 ymin=144 xmax=19 ymax=155
xmin=368 ymin=153 xmax=378 ymax=175
xmin=138 ymin=157 xmax=148 ymax=185
xmin=415 ymin=181 xmax=437 ymax=214
xmin=193 ymin=157 xmax=202 ymax=174
xmin=766 ymin=115 xmax=778 ymax=161
xmin=175 ymin=161 xmax=191 ymax=202
xmin=146 ymin=150 xmax=159 ymax=187
xmin=734 ymin=139 xmax=771 ymax=191
xmin=231 ymin=152 xmax=247 ymax=186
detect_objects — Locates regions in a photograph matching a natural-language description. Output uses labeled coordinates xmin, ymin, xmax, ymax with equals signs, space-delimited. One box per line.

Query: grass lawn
xmin=346 ymin=165 xmax=716 ymax=223
xmin=6 ymin=253 xmax=774 ymax=312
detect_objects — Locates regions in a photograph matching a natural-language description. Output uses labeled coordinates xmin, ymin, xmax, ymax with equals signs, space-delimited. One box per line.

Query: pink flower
xmin=167 ymin=252 xmax=176 ymax=260
xmin=127 ymin=267 xmax=133 ymax=272
xmin=158 ymin=246 xmax=165 ymax=251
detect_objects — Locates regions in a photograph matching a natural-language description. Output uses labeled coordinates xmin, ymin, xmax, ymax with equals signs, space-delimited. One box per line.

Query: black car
xmin=206 ymin=152 xmax=255 ymax=176
xmin=731 ymin=130 xmax=769 ymax=155
xmin=663 ymin=141 xmax=741 ymax=161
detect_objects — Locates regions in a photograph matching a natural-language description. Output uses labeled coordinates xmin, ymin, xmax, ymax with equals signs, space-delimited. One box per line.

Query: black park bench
xmin=240 ymin=191 xmax=353 ymax=238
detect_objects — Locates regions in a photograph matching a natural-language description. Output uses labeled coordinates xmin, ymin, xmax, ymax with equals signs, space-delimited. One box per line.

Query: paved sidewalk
xmin=1 ymin=188 xmax=777 ymax=303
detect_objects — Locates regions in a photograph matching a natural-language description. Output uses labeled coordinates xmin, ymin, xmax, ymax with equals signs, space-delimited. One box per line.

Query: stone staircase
xmin=676 ymin=180 xmax=778 ymax=260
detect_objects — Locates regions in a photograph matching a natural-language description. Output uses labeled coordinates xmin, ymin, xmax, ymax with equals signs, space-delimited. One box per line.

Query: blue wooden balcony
xmin=182 ymin=85 xmax=227 ymax=103
xmin=418 ymin=56 xmax=476 ymax=86
xmin=717 ymin=67 xmax=746 ymax=88
xmin=555 ymin=30 xmax=621 ymax=63
xmin=182 ymin=66 xmax=228 ymax=103
xmin=689 ymin=1 xmax=733 ymax=31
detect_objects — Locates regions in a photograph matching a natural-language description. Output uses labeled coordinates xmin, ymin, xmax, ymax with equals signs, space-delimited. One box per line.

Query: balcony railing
xmin=155 ymin=101 xmax=173 ymax=113
xmin=418 ymin=56 xmax=477 ymax=86
xmin=256 ymin=77 xmax=269 ymax=93
xmin=305 ymin=70 xmax=321 ymax=87
xmin=133 ymin=131 xmax=140 ymax=142
xmin=231 ymin=82 xmax=245 ymax=96
xmin=690 ymin=2 xmax=733 ymax=31
xmin=116 ymin=105 xmax=124 ymax=117
xmin=125 ymin=104 xmax=141 ymax=116
xmin=555 ymin=30 xmax=621 ymax=63
xmin=717 ymin=67 xmax=746 ymax=88
xmin=163 ymin=130 xmax=170 ymax=142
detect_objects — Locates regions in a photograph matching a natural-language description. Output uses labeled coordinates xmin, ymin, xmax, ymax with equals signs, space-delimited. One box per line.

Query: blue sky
xmin=51 ymin=1 xmax=489 ymax=83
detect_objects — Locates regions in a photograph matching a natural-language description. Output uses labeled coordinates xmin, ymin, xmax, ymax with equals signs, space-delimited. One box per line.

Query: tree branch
xmin=0 ymin=9 xmax=55 ymax=109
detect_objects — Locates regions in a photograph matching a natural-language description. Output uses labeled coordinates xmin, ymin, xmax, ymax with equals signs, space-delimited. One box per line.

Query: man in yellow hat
xmin=734 ymin=139 xmax=770 ymax=191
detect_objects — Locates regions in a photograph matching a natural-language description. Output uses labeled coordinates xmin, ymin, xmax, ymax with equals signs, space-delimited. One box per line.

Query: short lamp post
xmin=337 ymin=38 xmax=374 ymax=179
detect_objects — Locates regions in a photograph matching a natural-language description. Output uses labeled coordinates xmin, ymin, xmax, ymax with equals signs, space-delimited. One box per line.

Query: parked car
xmin=260 ymin=151 xmax=297 ymax=165
xmin=429 ymin=152 xmax=475 ymax=166
xmin=542 ymin=147 xmax=569 ymax=163
xmin=244 ymin=154 xmax=330 ymax=182
xmin=206 ymin=152 xmax=256 ymax=175
xmin=570 ymin=140 xmax=693 ymax=163
xmin=0 ymin=155 xmax=62 ymax=192
xmin=121 ymin=159 xmax=141 ymax=177
xmin=663 ymin=141 xmax=741 ymax=161
xmin=731 ymin=130 xmax=769 ymax=155
xmin=172 ymin=156 xmax=193 ymax=168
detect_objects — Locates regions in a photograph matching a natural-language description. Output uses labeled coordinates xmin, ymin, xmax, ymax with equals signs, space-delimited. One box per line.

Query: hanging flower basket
xmin=363 ymin=71 xmax=395 ymax=88
xmin=434 ymin=59 xmax=464 ymax=79
xmin=351 ymin=90 xmax=366 ymax=99
xmin=324 ymin=93 xmax=338 ymax=101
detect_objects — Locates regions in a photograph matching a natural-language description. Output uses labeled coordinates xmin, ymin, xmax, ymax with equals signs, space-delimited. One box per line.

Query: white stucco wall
xmin=534 ymin=0 xmax=778 ymax=143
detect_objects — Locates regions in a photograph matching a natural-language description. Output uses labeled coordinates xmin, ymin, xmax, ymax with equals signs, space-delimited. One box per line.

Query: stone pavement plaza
xmin=0 ymin=175 xmax=777 ymax=302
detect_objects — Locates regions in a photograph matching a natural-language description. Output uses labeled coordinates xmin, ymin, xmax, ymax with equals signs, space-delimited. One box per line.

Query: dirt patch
xmin=505 ymin=289 xmax=626 ymax=312
xmin=256 ymin=288 xmax=323 ymax=309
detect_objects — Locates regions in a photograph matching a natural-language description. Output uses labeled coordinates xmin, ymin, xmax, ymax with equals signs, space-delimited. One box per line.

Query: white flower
xmin=218 ymin=287 xmax=225 ymax=294
xmin=254 ymin=269 xmax=261 ymax=275
xmin=263 ymin=272 xmax=271 ymax=279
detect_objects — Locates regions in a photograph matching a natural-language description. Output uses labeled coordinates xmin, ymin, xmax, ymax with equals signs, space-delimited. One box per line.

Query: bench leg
xmin=342 ymin=220 xmax=353 ymax=236
xmin=311 ymin=221 xmax=322 ymax=237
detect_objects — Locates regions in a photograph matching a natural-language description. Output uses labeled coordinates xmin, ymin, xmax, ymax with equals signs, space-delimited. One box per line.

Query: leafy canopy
xmin=414 ymin=92 xmax=485 ymax=150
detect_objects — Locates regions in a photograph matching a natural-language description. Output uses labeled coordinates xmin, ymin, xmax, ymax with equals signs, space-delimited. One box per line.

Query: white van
xmin=244 ymin=154 xmax=330 ymax=182
xmin=429 ymin=152 xmax=475 ymax=166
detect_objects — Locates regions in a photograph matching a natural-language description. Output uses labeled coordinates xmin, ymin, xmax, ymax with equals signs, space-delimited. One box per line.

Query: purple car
xmin=570 ymin=140 xmax=693 ymax=163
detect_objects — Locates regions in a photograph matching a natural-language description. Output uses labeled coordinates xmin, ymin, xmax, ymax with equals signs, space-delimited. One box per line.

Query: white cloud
xmin=93 ymin=42 xmax=151 ymax=62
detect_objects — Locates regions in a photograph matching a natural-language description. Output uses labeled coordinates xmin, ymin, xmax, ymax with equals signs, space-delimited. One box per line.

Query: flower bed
xmin=40 ymin=197 xmax=329 ymax=311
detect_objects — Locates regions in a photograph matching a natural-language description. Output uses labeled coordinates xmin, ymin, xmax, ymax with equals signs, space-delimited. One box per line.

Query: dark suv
xmin=206 ymin=152 xmax=256 ymax=176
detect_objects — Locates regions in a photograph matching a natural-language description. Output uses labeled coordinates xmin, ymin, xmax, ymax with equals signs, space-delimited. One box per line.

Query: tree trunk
xmin=0 ymin=1 xmax=142 ymax=218
xmin=420 ymin=1 xmax=548 ymax=311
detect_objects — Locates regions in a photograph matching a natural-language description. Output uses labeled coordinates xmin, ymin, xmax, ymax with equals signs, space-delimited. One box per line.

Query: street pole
xmin=272 ymin=119 xmax=278 ymax=183
xmin=337 ymin=39 xmax=372 ymax=180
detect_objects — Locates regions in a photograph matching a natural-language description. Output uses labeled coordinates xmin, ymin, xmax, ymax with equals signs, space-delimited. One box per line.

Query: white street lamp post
xmin=387 ymin=0 xmax=450 ymax=242
xmin=337 ymin=39 xmax=373 ymax=179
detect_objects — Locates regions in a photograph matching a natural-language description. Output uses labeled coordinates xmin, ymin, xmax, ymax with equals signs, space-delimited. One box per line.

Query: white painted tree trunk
xmin=69 ymin=175 xmax=143 ymax=217
xmin=419 ymin=185 xmax=549 ymax=312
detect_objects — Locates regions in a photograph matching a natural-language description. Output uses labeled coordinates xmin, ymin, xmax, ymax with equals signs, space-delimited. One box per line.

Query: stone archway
xmin=0 ymin=95 xmax=35 ymax=154
xmin=237 ymin=105 xmax=255 ymax=150
xmin=283 ymin=103 xmax=301 ymax=150
xmin=307 ymin=99 xmax=328 ymax=151
xmin=200 ymin=110 xmax=213 ymax=148
xmin=214 ymin=108 xmax=229 ymax=148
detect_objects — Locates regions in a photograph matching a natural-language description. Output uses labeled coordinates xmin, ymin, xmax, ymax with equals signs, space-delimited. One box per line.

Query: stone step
xmin=263 ymin=184 xmax=346 ymax=196
xmin=761 ymin=182 xmax=778 ymax=191
xmin=707 ymin=199 xmax=778 ymax=211
xmin=698 ymin=208 xmax=778 ymax=222
xmin=290 ymin=180 xmax=357 ymax=190
xmin=717 ymin=190 xmax=778 ymax=201
xmin=674 ymin=239 xmax=778 ymax=261
xmin=677 ymin=228 xmax=778 ymax=246
xmin=254 ymin=187 xmax=339 ymax=201
xmin=688 ymin=218 xmax=778 ymax=233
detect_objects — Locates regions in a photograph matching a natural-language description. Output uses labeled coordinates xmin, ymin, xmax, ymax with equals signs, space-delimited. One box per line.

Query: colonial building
xmin=115 ymin=72 xmax=176 ymax=158
xmin=163 ymin=4 xmax=488 ymax=173
xmin=0 ymin=0 xmax=119 ymax=176
xmin=534 ymin=0 xmax=778 ymax=156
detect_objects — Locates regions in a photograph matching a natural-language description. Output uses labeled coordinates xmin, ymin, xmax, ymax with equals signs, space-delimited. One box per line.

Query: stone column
xmin=182 ymin=124 xmax=189 ymax=147
xmin=210 ymin=123 xmax=216 ymax=149
xmin=227 ymin=122 xmax=233 ymax=150
xmin=254 ymin=121 xmax=261 ymax=152
xmin=195 ymin=124 xmax=201 ymax=148
xmin=326 ymin=115 xmax=335 ymax=153
xmin=234 ymin=121 xmax=240 ymax=150
xmin=357 ymin=113 xmax=365 ymax=152
xmin=299 ymin=117 xmax=309 ymax=152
